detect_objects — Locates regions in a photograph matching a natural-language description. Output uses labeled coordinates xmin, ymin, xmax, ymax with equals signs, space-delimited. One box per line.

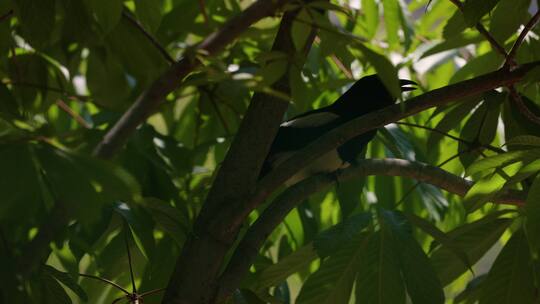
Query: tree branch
xmin=121 ymin=10 xmax=175 ymax=64
xmin=161 ymin=2 xmax=318 ymax=303
xmin=244 ymin=61 xmax=539 ymax=218
xmin=19 ymin=0 xmax=289 ymax=280
xmin=93 ymin=0 xmax=289 ymax=159
xmin=447 ymin=0 xmax=509 ymax=59
xmin=217 ymin=158 xmax=526 ymax=299
xmin=0 ymin=9 xmax=12 ymax=23
xmin=505 ymin=10 xmax=540 ymax=68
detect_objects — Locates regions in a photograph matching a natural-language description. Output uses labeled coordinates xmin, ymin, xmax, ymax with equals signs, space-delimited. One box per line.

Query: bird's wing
xmin=281 ymin=111 xmax=340 ymax=128
xmin=271 ymin=111 xmax=342 ymax=153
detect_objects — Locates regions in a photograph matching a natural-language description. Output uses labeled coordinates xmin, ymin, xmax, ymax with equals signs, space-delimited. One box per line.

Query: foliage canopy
xmin=1 ymin=0 xmax=540 ymax=303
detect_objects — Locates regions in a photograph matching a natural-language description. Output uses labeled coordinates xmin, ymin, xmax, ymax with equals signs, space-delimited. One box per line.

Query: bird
xmin=260 ymin=74 xmax=417 ymax=185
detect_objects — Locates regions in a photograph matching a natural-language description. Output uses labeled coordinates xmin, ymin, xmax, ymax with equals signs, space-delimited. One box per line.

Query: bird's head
xmin=332 ymin=74 xmax=417 ymax=116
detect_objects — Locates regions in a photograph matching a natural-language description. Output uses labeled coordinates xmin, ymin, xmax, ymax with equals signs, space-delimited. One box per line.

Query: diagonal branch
xmin=93 ymin=0 xmax=289 ymax=159
xmin=505 ymin=10 xmax=540 ymax=68
xmin=246 ymin=61 xmax=540 ymax=216
xmin=161 ymin=2 xmax=320 ymax=303
xmin=121 ymin=10 xmax=175 ymax=64
xmin=217 ymin=158 xmax=526 ymax=299
xmin=20 ymin=0 xmax=289 ymax=279
xmin=447 ymin=0 xmax=508 ymax=59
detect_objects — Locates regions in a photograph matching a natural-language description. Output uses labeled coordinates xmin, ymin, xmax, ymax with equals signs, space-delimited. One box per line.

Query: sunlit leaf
xmin=462 ymin=0 xmax=501 ymax=26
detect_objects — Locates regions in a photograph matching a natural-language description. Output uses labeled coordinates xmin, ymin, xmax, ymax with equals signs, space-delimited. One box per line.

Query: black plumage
xmin=260 ymin=75 xmax=416 ymax=185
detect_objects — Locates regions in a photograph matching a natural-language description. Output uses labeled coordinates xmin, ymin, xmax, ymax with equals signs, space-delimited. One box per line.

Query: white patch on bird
xmin=281 ymin=112 xmax=339 ymax=128
xmin=270 ymin=149 xmax=349 ymax=186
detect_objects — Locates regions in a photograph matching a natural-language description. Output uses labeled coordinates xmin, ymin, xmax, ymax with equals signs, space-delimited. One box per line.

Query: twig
xmin=395 ymin=147 xmax=471 ymax=208
xmin=139 ymin=288 xmax=166 ymax=297
xmin=505 ymin=10 xmax=540 ymax=68
xmin=216 ymin=158 xmax=526 ymax=299
xmin=123 ymin=226 xmax=137 ymax=295
xmin=55 ymin=100 xmax=91 ymax=128
xmin=508 ymin=85 xmax=540 ymax=125
xmin=121 ymin=10 xmax=175 ymax=64
xmin=396 ymin=121 xmax=466 ymax=145
xmin=249 ymin=61 xmax=540 ymax=219
xmin=93 ymin=0 xmax=290 ymax=159
xmin=395 ymin=121 xmax=505 ymax=154
xmin=315 ymin=36 xmax=353 ymax=79
xmin=208 ymin=93 xmax=231 ymax=134
xmin=447 ymin=0 xmax=509 ymax=59
xmin=0 ymin=9 xmax=13 ymax=23
xmin=198 ymin=0 xmax=210 ymax=25
xmin=77 ymin=273 xmax=131 ymax=295
xmin=4 ymin=80 xmax=91 ymax=101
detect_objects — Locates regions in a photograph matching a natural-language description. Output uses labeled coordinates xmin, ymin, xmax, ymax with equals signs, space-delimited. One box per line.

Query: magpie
xmin=260 ymin=75 xmax=417 ymax=185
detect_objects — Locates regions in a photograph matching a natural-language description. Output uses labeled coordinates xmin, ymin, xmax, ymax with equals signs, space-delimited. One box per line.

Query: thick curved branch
xmin=217 ymin=158 xmax=526 ymax=299
xmin=249 ymin=61 xmax=540 ymax=211
xmin=93 ymin=0 xmax=288 ymax=159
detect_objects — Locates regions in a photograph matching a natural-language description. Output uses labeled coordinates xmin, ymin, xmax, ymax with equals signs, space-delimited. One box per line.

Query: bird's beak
xmin=399 ymin=79 xmax=417 ymax=92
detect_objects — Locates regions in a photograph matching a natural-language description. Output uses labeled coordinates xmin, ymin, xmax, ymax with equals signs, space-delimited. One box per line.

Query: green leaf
xmin=313 ymin=213 xmax=372 ymax=258
xmin=443 ymin=9 xmax=468 ymax=39
xmin=297 ymin=234 xmax=369 ymax=304
xmin=308 ymin=1 xmax=350 ymax=16
xmin=291 ymin=8 xmax=312 ymax=51
xmin=359 ymin=0 xmax=379 ymax=39
xmin=134 ymin=0 xmax=162 ymax=33
xmin=36 ymin=145 xmax=105 ymax=223
xmin=43 ymin=265 xmax=88 ymax=302
xmin=427 ymin=100 xmax=478 ymax=157
xmin=357 ymin=44 xmax=401 ymax=99
xmin=382 ymin=0 xmax=400 ymax=48
xmin=234 ymin=289 xmax=269 ymax=304
xmin=83 ymin=0 xmax=123 ymax=33
xmin=462 ymin=0 xmax=501 ymax=26
xmin=355 ymin=231 xmax=405 ymax=304
xmin=257 ymin=59 xmax=288 ymax=87
xmin=479 ymin=230 xmax=536 ymax=304
xmin=466 ymin=149 xmax=540 ymax=176
xmin=454 ymin=274 xmax=486 ymax=303
xmin=458 ymin=92 xmax=503 ymax=168
xmin=463 ymin=170 xmax=509 ymax=212
xmin=489 ymin=0 xmax=530 ymax=44
xmin=524 ymin=175 xmax=540 ymax=257
xmin=430 ymin=217 xmax=512 ymax=286
xmin=13 ymin=0 xmax=56 ymax=48
xmin=381 ymin=211 xmax=444 ymax=304
xmin=86 ymin=50 xmax=131 ymax=109
xmin=505 ymin=135 xmax=540 ymax=147
xmin=114 ymin=203 xmax=155 ymax=261
xmin=41 ymin=271 xmax=72 ymax=304
xmin=106 ymin=17 xmax=169 ymax=87
xmin=142 ymin=198 xmax=188 ymax=247
xmin=8 ymin=54 xmax=50 ymax=113
xmin=421 ymin=32 xmax=483 ymax=58
xmin=254 ymin=243 xmax=318 ymax=290
xmin=406 ymin=213 xmax=472 ymax=272
xmin=0 ymin=144 xmax=41 ymax=220
xmin=336 ymin=176 xmax=366 ymax=219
